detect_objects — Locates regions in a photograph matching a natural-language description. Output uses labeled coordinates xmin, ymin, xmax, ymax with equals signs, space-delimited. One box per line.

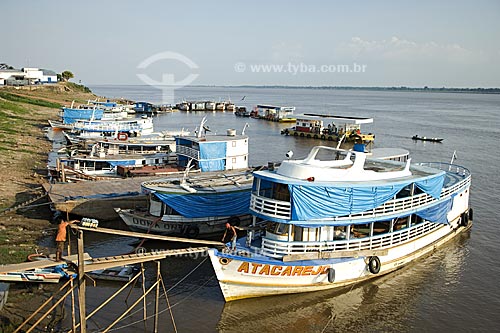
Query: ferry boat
xmin=208 ymin=145 xmax=472 ymax=301
xmin=252 ymin=104 xmax=296 ymax=122
xmin=281 ymin=113 xmax=375 ymax=144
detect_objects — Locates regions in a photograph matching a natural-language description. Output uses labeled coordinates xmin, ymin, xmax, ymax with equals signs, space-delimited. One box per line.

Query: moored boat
xmin=208 ymin=145 xmax=472 ymax=301
xmin=115 ymin=169 xmax=254 ymax=237
xmin=281 ymin=113 xmax=375 ymax=144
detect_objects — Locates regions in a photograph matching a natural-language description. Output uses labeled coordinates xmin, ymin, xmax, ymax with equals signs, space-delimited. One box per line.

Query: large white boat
xmin=208 ymin=146 xmax=472 ymax=301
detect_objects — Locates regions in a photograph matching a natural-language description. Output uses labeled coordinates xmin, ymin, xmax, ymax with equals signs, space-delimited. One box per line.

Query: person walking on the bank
xmin=55 ymin=219 xmax=79 ymax=261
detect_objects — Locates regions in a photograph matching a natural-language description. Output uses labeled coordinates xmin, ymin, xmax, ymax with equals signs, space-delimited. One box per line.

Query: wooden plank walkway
xmin=0 ymin=226 xmax=222 ymax=274
xmin=0 ymin=253 xmax=92 ymax=274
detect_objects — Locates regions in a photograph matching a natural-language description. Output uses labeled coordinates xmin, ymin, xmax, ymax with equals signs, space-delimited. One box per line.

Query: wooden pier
xmin=6 ymin=224 xmax=225 ymax=332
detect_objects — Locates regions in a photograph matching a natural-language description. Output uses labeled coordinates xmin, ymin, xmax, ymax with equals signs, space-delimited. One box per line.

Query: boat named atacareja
xmin=208 ymin=146 xmax=472 ymax=301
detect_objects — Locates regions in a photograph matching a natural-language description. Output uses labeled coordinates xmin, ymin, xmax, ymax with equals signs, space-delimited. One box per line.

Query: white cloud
xmin=339 ymin=36 xmax=479 ymax=63
xmin=271 ymin=41 xmax=304 ymax=62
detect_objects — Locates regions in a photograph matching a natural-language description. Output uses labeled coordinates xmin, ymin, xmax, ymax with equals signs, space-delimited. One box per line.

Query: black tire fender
xmin=185 ymin=225 xmax=200 ymax=238
xmin=327 ymin=267 xmax=335 ymax=283
xmin=368 ymin=256 xmax=381 ymax=274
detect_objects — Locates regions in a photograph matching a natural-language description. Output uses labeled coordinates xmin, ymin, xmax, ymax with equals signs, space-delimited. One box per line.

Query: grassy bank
xmin=0 ymin=82 xmax=100 ymax=332
xmin=0 ymin=82 xmax=98 ymax=260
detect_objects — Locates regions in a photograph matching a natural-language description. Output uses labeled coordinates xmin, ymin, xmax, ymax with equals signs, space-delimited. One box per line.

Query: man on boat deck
xmin=223 ymin=223 xmax=240 ymax=250
xmin=55 ymin=219 xmax=79 ymax=261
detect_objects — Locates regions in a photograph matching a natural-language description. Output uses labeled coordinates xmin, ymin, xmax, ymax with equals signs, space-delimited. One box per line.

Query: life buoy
xmin=368 ymin=256 xmax=381 ymax=274
xmin=293 ymin=132 xmax=298 ymax=137
xmin=327 ymin=267 xmax=335 ymax=283
xmin=185 ymin=225 xmax=199 ymax=238
xmin=300 ymin=133 xmax=305 ymax=137
xmin=306 ymin=134 xmax=311 ymax=138
xmin=321 ymin=135 xmax=326 ymax=140
xmin=117 ymin=132 xmax=128 ymax=141
xmin=313 ymin=134 xmax=318 ymax=139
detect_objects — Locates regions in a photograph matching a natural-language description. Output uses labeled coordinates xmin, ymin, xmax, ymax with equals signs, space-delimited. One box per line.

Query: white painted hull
xmin=115 ymin=208 xmax=251 ymax=237
xmin=209 ymin=206 xmax=471 ymax=301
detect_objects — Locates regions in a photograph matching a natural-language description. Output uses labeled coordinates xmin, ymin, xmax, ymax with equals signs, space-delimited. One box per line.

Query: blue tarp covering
xmin=199 ymin=142 xmax=226 ymax=172
xmin=287 ymin=173 xmax=445 ymax=221
xmin=289 ymin=183 xmax=407 ymax=220
xmin=415 ymin=175 xmax=445 ymax=199
xmin=416 ymin=196 xmax=453 ymax=224
xmin=107 ymin=160 xmax=136 ymax=167
xmin=62 ymin=108 xmax=104 ymax=124
xmin=154 ymin=190 xmax=251 ymax=218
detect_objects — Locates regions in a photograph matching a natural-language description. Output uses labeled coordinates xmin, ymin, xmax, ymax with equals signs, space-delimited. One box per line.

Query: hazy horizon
xmin=3 ymin=0 xmax=500 ymax=88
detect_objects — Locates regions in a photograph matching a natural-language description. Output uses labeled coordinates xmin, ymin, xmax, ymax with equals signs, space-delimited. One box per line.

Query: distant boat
xmin=412 ymin=135 xmax=443 ymax=143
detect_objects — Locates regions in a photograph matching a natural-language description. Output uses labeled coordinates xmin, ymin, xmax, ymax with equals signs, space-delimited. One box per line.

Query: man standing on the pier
xmin=55 ymin=219 xmax=79 ymax=261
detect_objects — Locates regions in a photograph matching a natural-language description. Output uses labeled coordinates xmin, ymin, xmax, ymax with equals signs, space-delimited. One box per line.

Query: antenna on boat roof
xmin=181 ymin=158 xmax=195 ymax=184
xmin=450 ymin=150 xmax=458 ymax=164
xmin=336 ymin=134 xmax=345 ymax=149
xmin=242 ymin=123 xmax=249 ymax=135
xmin=197 ymin=116 xmax=208 ymax=138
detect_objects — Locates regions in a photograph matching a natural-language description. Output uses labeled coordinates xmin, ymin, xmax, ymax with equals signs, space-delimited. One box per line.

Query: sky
xmin=3 ymin=0 xmax=500 ymax=87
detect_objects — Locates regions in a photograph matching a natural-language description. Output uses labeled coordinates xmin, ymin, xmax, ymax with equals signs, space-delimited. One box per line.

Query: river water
xmin=60 ymin=85 xmax=499 ymax=332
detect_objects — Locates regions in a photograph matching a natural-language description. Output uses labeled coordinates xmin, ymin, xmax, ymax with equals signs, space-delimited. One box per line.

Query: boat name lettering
xmin=131 ymin=218 xmax=180 ymax=230
xmin=236 ymin=262 xmax=329 ymax=276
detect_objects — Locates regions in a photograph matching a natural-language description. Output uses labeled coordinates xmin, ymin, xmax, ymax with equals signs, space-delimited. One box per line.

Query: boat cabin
xmin=252 ymin=104 xmax=295 ymax=121
xmin=175 ymin=129 xmax=249 ymax=172
xmin=287 ymin=113 xmax=374 ymax=142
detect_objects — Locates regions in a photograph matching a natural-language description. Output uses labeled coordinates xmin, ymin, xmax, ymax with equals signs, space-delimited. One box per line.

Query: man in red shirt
xmin=55 ymin=219 xmax=79 ymax=261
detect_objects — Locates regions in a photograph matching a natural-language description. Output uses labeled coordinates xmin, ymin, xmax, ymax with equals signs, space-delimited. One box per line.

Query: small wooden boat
xmin=87 ymin=265 xmax=138 ymax=282
xmin=0 ymin=268 xmax=64 ymax=283
xmin=412 ymin=135 xmax=443 ymax=143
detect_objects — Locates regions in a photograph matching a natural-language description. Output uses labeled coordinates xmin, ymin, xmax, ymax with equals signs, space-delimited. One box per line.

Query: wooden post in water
xmin=154 ymin=261 xmax=160 ymax=333
xmin=141 ymin=263 xmax=147 ymax=331
xmin=77 ymin=230 xmax=86 ymax=333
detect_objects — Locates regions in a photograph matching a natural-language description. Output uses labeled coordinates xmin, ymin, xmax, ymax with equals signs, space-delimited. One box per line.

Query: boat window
xmin=333 ymin=226 xmax=347 ymax=240
xmin=373 ymin=221 xmax=391 ymax=235
xmin=95 ymin=161 xmax=109 ymax=170
xmin=396 ymin=185 xmax=412 ymax=198
xmin=351 ymin=223 xmax=370 ymax=238
xmin=272 ymin=183 xmax=290 ymax=201
xmin=266 ymin=222 xmax=288 ymax=235
xmin=258 ymin=179 xmax=274 ymax=198
xmin=394 ymin=216 xmax=409 ymax=231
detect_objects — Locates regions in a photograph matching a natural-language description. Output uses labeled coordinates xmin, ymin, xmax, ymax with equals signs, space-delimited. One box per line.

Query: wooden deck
xmin=43 ymin=176 xmax=165 ymax=220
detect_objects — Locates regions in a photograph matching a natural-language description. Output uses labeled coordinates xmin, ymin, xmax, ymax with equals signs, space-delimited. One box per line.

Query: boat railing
xmin=176 ymin=146 xmax=200 ymax=160
xmin=250 ymin=194 xmax=291 ymax=219
xmin=250 ymin=171 xmax=471 ymax=222
xmin=260 ymin=221 xmax=442 ymax=258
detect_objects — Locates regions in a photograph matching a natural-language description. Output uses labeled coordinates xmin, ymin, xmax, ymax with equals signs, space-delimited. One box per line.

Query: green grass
xmin=0 ymin=99 xmax=28 ymax=115
xmin=0 ymin=91 xmax=62 ymax=108
xmin=66 ymin=82 xmax=92 ymax=93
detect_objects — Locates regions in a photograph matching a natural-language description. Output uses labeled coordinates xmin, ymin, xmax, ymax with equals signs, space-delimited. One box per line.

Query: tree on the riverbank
xmin=59 ymin=70 xmax=74 ymax=82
